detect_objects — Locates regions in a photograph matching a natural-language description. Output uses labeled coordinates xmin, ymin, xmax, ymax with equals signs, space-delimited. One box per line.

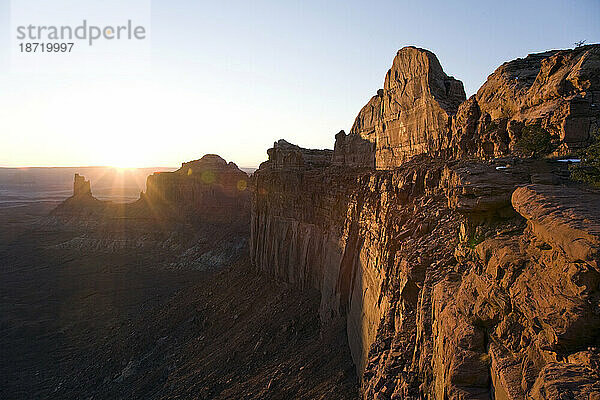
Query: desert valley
xmin=1 ymin=44 xmax=600 ymax=399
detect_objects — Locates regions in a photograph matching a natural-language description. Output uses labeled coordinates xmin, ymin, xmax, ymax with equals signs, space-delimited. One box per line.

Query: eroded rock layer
xmin=334 ymin=45 xmax=600 ymax=169
xmin=452 ymin=45 xmax=600 ymax=158
xmin=251 ymin=143 xmax=600 ymax=399
xmin=334 ymin=46 xmax=466 ymax=169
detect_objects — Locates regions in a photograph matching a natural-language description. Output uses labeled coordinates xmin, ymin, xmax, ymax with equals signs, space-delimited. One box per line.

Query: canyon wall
xmin=252 ymin=144 xmax=600 ymax=399
xmin=251 ymin=45 xmax=600 ymax=399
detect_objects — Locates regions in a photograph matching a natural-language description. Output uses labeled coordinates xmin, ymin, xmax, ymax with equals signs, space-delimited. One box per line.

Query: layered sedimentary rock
xmin=334 ymin=45 xmax=600 ymax=168
xmin=333 ymin=46 xmax=466 ymax=169
xmin=142 ymin=154 xmax=250 ymax=222
xmin=452 ymin=45 xmax=600 ymax=158
xmin=251 ymin=45 xmax=600 ymax=399
xmin=262 ymin=139 xmax=333 ymax=169
xmin=252 ymin=146 xmax=600 ymax=399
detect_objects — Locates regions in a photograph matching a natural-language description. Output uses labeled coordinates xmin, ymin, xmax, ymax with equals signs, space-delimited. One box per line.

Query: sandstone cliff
xmin=252 ymin=147 xmax=600 ymax=399
xmin=334 ymin=45 xmax=600 ymax=168
xmin=251 ymin=45 xmax=600 ymax=399
xmin=261 ymin=139 xmax=333 ymax=169
xmin=334 ymin=47 xmax=466 ymax=169
xmin=452 ymin=45 xmax=600 ymax=158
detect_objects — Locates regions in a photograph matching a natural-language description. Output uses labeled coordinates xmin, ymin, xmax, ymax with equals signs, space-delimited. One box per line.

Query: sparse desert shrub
xmin=570 ymin=129 xmax=600 ymax=188
xmin=466 ymin=232 xmax=486 ymax=249
xmin=515 ymin=123 xmax=560 ymax=158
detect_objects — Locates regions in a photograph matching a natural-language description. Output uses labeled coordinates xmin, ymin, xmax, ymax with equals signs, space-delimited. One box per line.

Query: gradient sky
xmin=0 ymin=0 xmax=598 ymax=168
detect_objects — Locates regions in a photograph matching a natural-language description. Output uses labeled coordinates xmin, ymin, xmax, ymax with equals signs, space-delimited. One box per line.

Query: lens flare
xmin=237 ymin=179 xmax=247 ymax=191
xmin=201 ymin=170 xmax=215 ymax=184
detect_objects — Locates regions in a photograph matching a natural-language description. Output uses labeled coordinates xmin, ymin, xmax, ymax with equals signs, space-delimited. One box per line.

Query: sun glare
xmin=112 ymin=166 xmax=136 ymax=172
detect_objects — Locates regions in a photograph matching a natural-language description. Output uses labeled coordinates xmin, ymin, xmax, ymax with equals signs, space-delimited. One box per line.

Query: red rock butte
xmin=142 ymin=154 xmax=250 ymax=221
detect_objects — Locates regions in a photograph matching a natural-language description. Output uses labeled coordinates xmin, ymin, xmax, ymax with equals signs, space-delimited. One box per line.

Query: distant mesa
xmin=52 ymin=154 xmax=250 ymax=223
xmin=142 ymin=154 xmax=250 ymax=221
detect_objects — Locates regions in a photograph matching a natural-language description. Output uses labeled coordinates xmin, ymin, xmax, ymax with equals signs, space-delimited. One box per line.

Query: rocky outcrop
xmin=73 ymin=174 xmax=91 ymax=197
xmin=512 ymin=185 xmax=600 ymax=268
xmin=251 ymin=145 xmax=600 ymax=398
xmin=334 ymin=45 xmax=600 ymax=168
xmin=250 ymin=45 xmax=600 ymax=399
xmin=142 ymin=154 xmax=250 ymax=222
xmin=52 ymin=174 xmax=105 ymax=216
xmin=333 ymin=46 xmax=466 ymax=169
xmin=452 ymin=45 xmax=600 ymax=158
xmin=262 ymin=139 xmax=333 ymax=169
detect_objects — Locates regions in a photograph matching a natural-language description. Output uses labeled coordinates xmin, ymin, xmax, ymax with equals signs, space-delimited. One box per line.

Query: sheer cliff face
xmin=251 ymin=149 xmax=600 ymax=399
xmin=251 ymin=45 xmax=600 ymax=399
xmin=334 ymin=47 xmax=466 ymax=169
xmin=144 ymin=154 xmax=250 ymax=222
xmin=250 ymin=155 xmax=445 ymax=376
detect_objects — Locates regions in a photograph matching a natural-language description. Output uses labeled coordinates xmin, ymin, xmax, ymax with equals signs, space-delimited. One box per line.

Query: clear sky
xmin=0 ymin=0 xmax=598 ymax=168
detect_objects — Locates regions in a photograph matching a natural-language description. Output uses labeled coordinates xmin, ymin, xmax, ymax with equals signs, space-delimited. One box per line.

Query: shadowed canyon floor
xmin=0 ymin=204 xmax=357 ymax=399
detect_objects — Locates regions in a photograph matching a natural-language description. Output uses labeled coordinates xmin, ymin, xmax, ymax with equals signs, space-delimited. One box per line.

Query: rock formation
xmin=73 ymin=173 xmax=91 ymax=197
xmin=451 ymin=44 xmax=600 ymax=158
xmin=142 ymin=154 xmax=250 ymax=222
xmin=262 ymin=139 xmax=333 ymax=169
xmin=252 ymin=148 xmax=600 ymax=399
xmin=251 ymin=44 xmax=600 ymax=399
xmin=52 ymin=174 xmax=104 ymax=216
xmin=53 ymin=155 xmax=250 ymax=225
xmin=333 ymin=46 xmax=466 ymax=169
xmin=333 ymin=45 xmax=600 ymax=168
xmin=48 ymin=44 xmax=600 ymax=399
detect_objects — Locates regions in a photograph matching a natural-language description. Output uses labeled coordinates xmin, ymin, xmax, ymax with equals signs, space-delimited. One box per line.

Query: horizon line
xmin=0 ymin=164 xmax=259 ymax=170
